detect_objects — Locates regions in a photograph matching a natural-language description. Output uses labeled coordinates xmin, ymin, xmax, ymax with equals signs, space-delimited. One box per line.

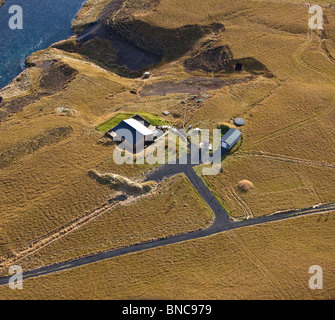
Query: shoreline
xmin=0 ymin=0 xmax=88 ymax=90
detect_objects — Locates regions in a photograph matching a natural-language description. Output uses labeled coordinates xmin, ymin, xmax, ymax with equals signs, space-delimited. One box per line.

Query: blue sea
xmin=0 ymin=0 xmax=86 ymax=89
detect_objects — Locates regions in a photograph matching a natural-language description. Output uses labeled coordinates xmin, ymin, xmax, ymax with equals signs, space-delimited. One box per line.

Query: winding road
xmin=0 ymin=144 xmax=334 ymax=286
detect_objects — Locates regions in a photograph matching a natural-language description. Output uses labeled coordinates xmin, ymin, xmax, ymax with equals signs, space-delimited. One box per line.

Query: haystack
xmin=238 ymin=180 xmax=254 ymax=192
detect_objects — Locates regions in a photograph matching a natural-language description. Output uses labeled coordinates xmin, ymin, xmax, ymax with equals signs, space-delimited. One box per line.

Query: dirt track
xmin=249 ymin=30 xmax=335 ymax=148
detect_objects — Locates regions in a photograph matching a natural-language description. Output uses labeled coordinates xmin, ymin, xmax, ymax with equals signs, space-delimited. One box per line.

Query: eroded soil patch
xmin=184 ymin=43 xmax=274 ymax=77
xmin=0 ymin=61 xmax=78 ymax=122
xmin=140 ymin=76 xmax=255 ymax=96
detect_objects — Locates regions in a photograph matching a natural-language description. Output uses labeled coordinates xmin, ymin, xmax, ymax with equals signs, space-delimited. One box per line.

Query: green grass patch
xmin=96 ymin=112 xmax=170 ymax=133
xmin=217 ymin=124 xmax=230 ymax=137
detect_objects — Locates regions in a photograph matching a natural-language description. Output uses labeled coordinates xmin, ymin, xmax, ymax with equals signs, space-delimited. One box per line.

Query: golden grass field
xmin=7 ymin=174 xmax=213 ymax=273
xmin=0 ymin=212 xmax=334 ymax=300
xmin=0 ymin=0 xmax=334 ymax=299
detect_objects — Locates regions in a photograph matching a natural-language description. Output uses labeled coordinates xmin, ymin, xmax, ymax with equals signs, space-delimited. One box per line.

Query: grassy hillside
xmin=7 ymin=174 xmax=213 ymax=273
xmin=1 ymin=212 xmax=334 ymax=299
xmin=0 ymin=0 xmax=334 ymax=299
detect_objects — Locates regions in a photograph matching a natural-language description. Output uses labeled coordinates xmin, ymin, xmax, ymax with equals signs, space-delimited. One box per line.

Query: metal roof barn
xmin=221 ymin=128 xmax=242 ymax=150
xmin=111 ymin=118 xmax=154 ymax=152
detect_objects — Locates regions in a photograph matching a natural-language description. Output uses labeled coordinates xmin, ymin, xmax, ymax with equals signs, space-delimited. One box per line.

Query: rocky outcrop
xmin=183 ymin=40 xmax=274 ymax=77
xmin=71 ymin=0 xmax=225 ymax=70
xmin=107 ymin=19 xmax=224 ymax=62
xmin=0 ymin=61 xmax=78 ymax=122
xmin=184 ymin=45 xmax=233 ymax=73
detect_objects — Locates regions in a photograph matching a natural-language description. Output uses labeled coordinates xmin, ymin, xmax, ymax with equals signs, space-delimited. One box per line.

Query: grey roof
xmin=234 ymin=118 xmax=245 ymax=126
xmin=123 ymin=119 xmax=154 ymax=136
xmin=112 ymin=119 xmax=154 ymax=145
xmin=221 ymin=128 xmax=242 ymax=145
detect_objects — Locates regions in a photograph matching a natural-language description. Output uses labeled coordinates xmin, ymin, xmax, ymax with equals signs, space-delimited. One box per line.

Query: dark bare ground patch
xmin=140 ymin=76 xmax=255 ymax=96
xmin=0 ymin=61 xmax=78 ymax=123
xmin=0 ymin=93 xmax=44 ymax=123
xmin=184 ymin=45 xmax=233 ymax=73
xmin=39 ymin=62 xmax=78 ymax=94
xmin=184 ymin=43 xmax=274 ymax=77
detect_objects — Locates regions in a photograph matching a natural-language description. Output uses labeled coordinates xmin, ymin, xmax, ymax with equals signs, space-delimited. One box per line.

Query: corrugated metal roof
xmin=221 ymin=128 xmax=242 ymax=145
xmin=124 ymin=119 xmax=154 ymax=136
xmin=112 ymin=119 xmax=154 ymax=145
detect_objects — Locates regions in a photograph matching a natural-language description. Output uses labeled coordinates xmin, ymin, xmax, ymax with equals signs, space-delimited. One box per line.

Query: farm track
xmin=234 ymin=151 xmax=335 ymax=169
xmin=0 ymin=194 xmax=133 ymax=272
xmin=249 ymin=30 xmax=335 ymax=147
xmin=228 ymin=232 xmax=288 ymax=299
xmin=229 ymin=187 xmax=254 ymax=219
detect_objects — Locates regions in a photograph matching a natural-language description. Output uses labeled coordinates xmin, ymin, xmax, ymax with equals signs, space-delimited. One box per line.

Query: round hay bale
xmin=238 ymin=180 xmax=254 ymax=192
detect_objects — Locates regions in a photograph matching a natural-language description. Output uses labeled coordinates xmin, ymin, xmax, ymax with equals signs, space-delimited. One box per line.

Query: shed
xmin=221 ymin=128 xmax=242 ymax=150
xmin=200 ymin=140 xmax=213 ymax=151
xmin=143 ymin=72 xmax=151 ymax=79
xmin=163 ymin=111 xmax=170 ymax=116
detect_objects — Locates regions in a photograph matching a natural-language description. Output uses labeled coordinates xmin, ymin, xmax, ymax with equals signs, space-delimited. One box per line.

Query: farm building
xmin=221 ymin=128 xmax=242 ymax=150
xmin=143 ymin=71 xmax=151 ymax=79
xmin=110 ymin=118 xmax=155 ymax=152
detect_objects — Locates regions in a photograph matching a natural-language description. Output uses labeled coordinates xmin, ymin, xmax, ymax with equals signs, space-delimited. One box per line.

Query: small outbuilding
xmin=143 ymin=72 xmax=151 ymax=79
xmin=221 ymin=128 xmax=242 ymax=150
xmin=200 ymin=140 xmax=213 ymax=151
xmin=163 ymin=111 xmax=170 ymax=116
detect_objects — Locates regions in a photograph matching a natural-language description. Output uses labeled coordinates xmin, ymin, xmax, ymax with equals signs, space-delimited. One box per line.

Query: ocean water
xmin=0 ymin=0 xmax=86 ymax=89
